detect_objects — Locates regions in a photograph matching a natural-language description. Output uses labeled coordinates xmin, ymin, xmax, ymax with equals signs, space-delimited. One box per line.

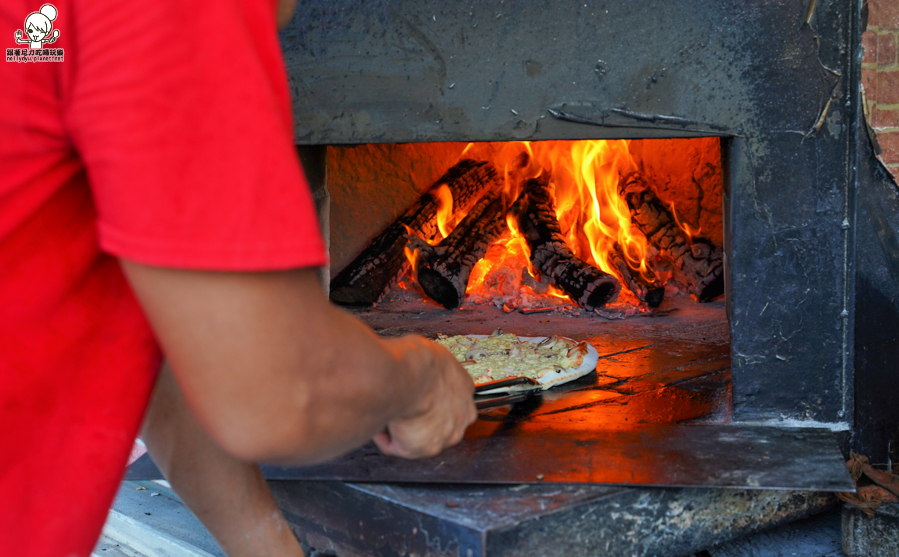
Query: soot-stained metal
xmin=280 ymin=0 xmax=856 ymax=424
xmin=269 ymin=482 xmax=834 ymax=557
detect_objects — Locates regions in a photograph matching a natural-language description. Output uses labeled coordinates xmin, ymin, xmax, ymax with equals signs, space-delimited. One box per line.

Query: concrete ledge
xmin=842 ymin=502 xmax=899 ymax=557
xmin=96 ymin=510 xmax=215 ymax=557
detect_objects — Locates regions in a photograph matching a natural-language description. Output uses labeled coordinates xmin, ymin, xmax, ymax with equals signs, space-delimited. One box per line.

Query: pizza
xmin=434 ymin=330 xmax=595 ymax=388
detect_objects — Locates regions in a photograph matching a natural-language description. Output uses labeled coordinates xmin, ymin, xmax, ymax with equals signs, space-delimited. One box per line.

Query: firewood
xmin=329 ymin=159 xmax=500 ymax=306
xmin=618 ymin=172 xmax=724 ymax=302
xmin=415 ymin=190 xmax=509 ymax=309
xmin=608 ymin=243 xmax=665 ymax=308
xmin=512 ymin=177 xmax=621 ymax=311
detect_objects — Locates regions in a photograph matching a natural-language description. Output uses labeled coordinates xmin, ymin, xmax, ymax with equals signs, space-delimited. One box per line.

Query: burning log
xmin=413 ymin=191 xmax=509 ymax=309
xmin=330 ymin=159 xmax=500 ymax=306
xmin=608 ymin=243 xmax=665 ymax=308
xmin=618 ymin=172 xmax=724 ymax=302
xmin=513 ymin=177 xmax=621 ymax=311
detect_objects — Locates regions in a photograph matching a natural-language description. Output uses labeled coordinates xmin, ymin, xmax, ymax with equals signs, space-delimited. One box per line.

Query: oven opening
xmin=324 ymin=137 xmax=732 ymax=428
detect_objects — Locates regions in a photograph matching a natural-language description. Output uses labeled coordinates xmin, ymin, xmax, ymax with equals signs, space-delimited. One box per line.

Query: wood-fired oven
xmin=279 ymin=0 xmax=859 ymax=430
xmin=130 ymin=1 xmax=899 ymax=555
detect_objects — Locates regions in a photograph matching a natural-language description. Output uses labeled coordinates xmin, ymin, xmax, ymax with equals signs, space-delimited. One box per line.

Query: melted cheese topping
xmin=435 ymin=333 xmax=582 ymax=384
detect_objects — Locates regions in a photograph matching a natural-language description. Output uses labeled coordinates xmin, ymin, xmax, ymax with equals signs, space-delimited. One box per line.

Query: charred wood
xmin=415 ymin=191 xmax=509 ymax=309
xmin=618 ymin=172 xmax=724 ymax=302
xmin=329 ymin=160 xmax=500 ymax=306
xmin=513 ymin=177 xmax=621 ymax=311
xmin=608 ymin=243 xmax=665 ymax=308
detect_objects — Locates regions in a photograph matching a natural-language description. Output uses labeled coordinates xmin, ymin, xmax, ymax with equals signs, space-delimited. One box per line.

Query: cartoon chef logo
xmin=15 ymin=4 xmax=60 ymax=49
xmin=7 ymin=3 xmax=64 ymax=62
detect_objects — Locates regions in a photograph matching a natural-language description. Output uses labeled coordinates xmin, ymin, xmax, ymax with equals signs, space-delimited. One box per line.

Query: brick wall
xmin=862 ymin=0 xmax=899 ymax=180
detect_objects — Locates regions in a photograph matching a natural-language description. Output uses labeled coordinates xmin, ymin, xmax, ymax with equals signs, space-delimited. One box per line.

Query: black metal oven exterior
xmin=279 ymin=0 xmax=898 ymax=460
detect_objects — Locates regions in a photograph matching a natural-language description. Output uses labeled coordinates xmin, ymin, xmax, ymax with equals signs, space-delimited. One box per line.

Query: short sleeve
xmin=66 ymin=0 xmax=327 ymax=271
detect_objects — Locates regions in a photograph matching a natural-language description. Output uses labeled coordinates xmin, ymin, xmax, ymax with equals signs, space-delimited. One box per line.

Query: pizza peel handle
xmin=474 ymin=387 xmax=542 ymax=409
xmin=474 ymin=376 xmax=541 ymax=394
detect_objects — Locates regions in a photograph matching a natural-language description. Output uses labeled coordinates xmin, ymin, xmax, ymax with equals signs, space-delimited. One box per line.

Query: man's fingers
xmin=372 ymin=430 xmax=391 ymax=449
xmin=372 ymin=430 xmax=396 ymax=455
xmin=449 ymin=423 xmax=467 ymax=446
xmin=373 ymin=432 xmax=438 ymax=459
xmin=373 ymin=428 xmax=425 ymax=458
xmin=374 ymin=413 xmax=469 ymax=459
xmin=369 ymin=336 xmax=478 ymax=461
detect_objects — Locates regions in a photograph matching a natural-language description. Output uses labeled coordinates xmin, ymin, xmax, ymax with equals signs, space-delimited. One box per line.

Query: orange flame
xmin=458 ymin=139 xmax=666 ymax=305
xmin=414 ymin=139 xmax=710 ymax=307
xmin=526 ymin=141 xmax=644 ymax=279
xmin=404 ymin=245 xmax=420 ymax=276
xmin=669 ymin=201 xmax=700 ymax=243
xmin=398 ymin=223 xmax=421 ymax=290
xmin=432 ymin=184 xmax=455 ymax=242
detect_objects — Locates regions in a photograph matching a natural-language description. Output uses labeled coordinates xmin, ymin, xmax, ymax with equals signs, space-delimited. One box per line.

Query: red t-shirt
xmin=0 ymin=1 xmax=326 ymax=555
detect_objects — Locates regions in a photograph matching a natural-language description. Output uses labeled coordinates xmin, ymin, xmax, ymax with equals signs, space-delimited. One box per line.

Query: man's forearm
xmin=141 ymin=364 xmax=304 ymax=557
xmin=122 ymin=262 xmax=474 ymax=464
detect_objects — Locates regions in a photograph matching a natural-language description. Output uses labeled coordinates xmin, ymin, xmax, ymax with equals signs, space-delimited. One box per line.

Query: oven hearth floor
xmin=355 ymin=293 xmax=734 ymax=427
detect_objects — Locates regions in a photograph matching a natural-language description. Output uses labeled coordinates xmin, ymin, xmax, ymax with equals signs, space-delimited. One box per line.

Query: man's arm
xmin=141 ymin=364 xmax=303 ymax=557
xmin=121 ymin=261 xmax=476 ymax=464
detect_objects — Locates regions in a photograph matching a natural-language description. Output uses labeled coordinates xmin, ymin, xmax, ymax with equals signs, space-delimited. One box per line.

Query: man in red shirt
xmin=0 ymin=1 xmax=476 ymax=556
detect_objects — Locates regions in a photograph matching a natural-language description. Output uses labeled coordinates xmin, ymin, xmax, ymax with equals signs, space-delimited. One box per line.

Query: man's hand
xmin=373 ymin=336 xmax=476 ymax=458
